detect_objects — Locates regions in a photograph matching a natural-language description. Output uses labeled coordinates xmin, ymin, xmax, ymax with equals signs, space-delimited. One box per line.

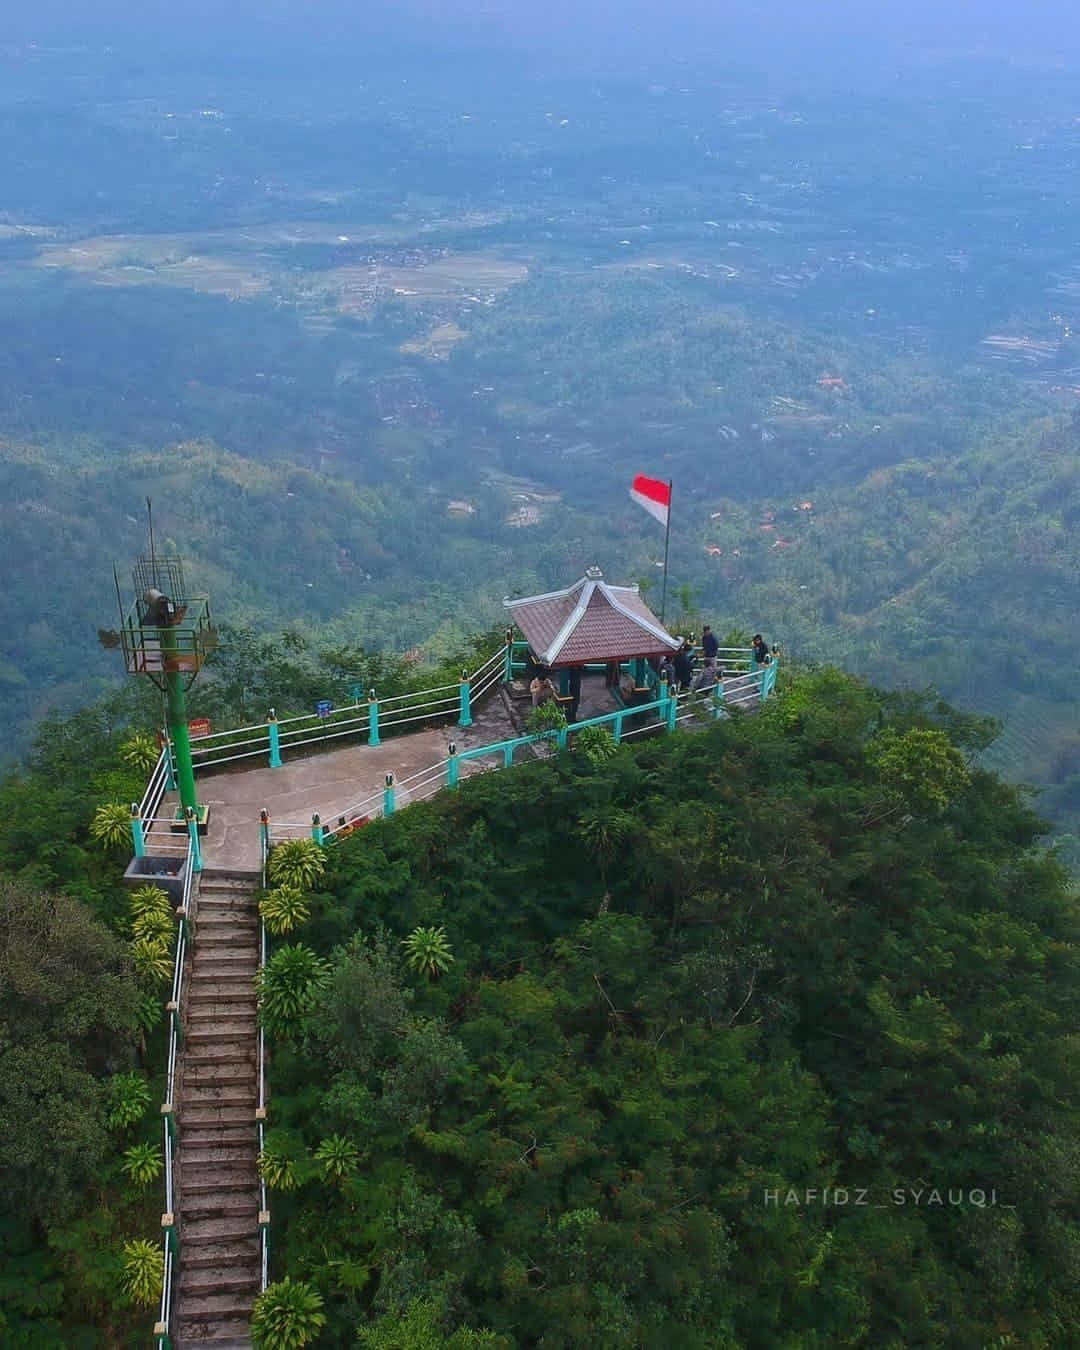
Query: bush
xmin=251 ymin=1277 xmax=326 ymax=1349
xmin=90 ymin=803 xmax=133 ymax=851
xmin=107 ymin=1073 xmax=151 ymax=1131
xmin=120 ymin=1238 xmax=162 ymax=1307
xmin=267 ymin=839 xmax=326 ymax=890
xmin=259 ymin=885 xmax=311 ymax=936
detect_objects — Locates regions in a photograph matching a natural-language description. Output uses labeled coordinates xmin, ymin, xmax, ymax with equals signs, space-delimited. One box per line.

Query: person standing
xmin=673 ymin=639 xmax=695 ymax=693
xmin=694 ymin=625 xmax=719 ymax=690
xmin=752 ymin=634 xmax=771 ymax=667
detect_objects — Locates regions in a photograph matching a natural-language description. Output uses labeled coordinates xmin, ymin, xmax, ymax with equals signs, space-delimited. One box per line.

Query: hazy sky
xmin=5 ymin=0 xmax=1080 ymax=68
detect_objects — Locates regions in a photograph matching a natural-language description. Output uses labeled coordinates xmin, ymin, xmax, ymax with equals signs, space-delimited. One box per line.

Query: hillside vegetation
xmin=254 ymin=669 xmax=1078 ymax=1349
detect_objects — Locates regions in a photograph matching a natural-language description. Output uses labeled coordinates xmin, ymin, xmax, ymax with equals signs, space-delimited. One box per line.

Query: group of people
xmin=659 ymin=627 xmax=775 ymax=694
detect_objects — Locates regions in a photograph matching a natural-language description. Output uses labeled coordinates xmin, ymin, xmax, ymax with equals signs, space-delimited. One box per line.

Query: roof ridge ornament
xmin=584 ymin=564 xmax=604 ymax=580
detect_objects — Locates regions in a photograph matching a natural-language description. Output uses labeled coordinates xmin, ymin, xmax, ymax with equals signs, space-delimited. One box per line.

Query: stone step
xmin=177 ymin=1290 xmax=257 ymax=1317
xmin=184 ymin=1060 xmax=256 ymax=1084
xmin=190 ymin=934 xmax=256 ymax=955
xmin=184 ymin=1044 xmax=257 ymax=1069
xmin=182 ymin=1104 xmax=258 ymax=1129
xmin=182 ymin=1083 xmax=257 ymax=1108
xmin=183 ymin=1176 xmax=259 ymax=1199
xmin=186 ymin=1000 xmax=258 ymax=1022
xmin=181 ymin=1190 xmax=259 ymax=1219
xmin=183 ymin=1126 xmax=255 ymax=1150
xmin=179 ymin=1266 xmax=260 ymax=1296
xmin=183 ymin=1144 xmax=258 ymax=1167
xmin=177 ymin=1319 xmax=255 ymax=1349
xmin=187 ymin=982 xmax=259 ymax=1004
xmin=187 ymin=1025 xmax=257 ymax=1046
xmin=180 ymin=1213 xmax=259 ymax=1243
xmin=181 ymin=1236 xmax=260 ymax=1270
xmin=192 ymin=959 xmax=259 ymax=979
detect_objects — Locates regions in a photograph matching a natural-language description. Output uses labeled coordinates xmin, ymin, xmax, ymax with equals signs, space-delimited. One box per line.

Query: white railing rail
xmin=257 ymin=830 xmax=270 ymax=1293
xmin=139 ymin=750 xmax=172 ymax=832
xmin=155 ymin=839 xmax=194 ymax=1349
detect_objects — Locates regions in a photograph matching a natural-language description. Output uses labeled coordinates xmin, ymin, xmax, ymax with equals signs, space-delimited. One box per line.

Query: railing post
xmin=447 ymin=741 xmax=460 ymax=789
xmin=162 ymin=1101 xmax=177 ymax=1145
xmin=130 ymin=802 xmax=146 ymax=858
xmin=368 ymin=688 xmax=381 ymax=747
xmin=168 ymin=1001 xmax=184 ymax=1048
xmin=458 ymin=669 xmax=473 ymax=728
xmin=504 ymin=627 xmax=514 ymax=682
xmin=383 ymin=772 xmax=396 ymax=816
xmin=311 ymin=813 xmax=325 ymax=845
xmin=556 ymin=726 xmax=569 ymax=750
xmin=503 ymin=743 xmax=514 ymax=768
xmin=162 ymin=1210 xmax=178 ymax=1259
xmin=162 ymin=730 xmax=176 ymax=790
xmin=666 ymin=688 xmax=678 ymax=733
xmin=713 ymin=679 xmax=726 ymax=719
xmin=267 ymin=708 xmax=283 ymax=769
xmin=185 ymin=806 xmax=203 ymax=873
xmin=613 ymin=712 xmax=624 ymax=744
xmin=260 ymin=809 xmax=271 ymax=865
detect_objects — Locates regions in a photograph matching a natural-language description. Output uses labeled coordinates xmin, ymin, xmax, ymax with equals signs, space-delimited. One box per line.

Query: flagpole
xmin=660 ymin=480 xmax=672 ymax=625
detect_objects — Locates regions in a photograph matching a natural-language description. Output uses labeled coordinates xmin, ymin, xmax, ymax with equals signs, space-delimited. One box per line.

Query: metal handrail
xmin=139 ymin=750 xmax=172 ymax=829
xmin=155 ymin=838 xmax=193 ymax=1349
xmin=257 ymin=831 xmax=270 ymax=1293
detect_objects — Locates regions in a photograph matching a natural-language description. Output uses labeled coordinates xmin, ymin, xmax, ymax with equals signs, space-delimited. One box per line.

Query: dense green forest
xmin=1 ymin=646 xmax=1077 ymax=1345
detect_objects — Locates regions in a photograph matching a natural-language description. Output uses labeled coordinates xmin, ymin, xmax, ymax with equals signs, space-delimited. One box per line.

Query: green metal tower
xmin=101 ymin=510 xmax=216 ymax=831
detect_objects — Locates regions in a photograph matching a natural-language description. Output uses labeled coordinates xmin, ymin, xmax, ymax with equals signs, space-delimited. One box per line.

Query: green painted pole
xmin=185 ymin=806 xmax=203 ymax=873
xmin=447 ymin=741 xmax=460 ymax=789
xmin=504 ymin=628 xmax=514 ymax=682
xmin=383 ymin=772 xmax=395 ymax=817
xmin=368 ymin=689 xmax=381 ymax=747
xmin=162 ymin=730 xmax=176 ymax=789
xmin=160 ymin=622 xmax=199 ymax=817
xmin=267 ymin=709 xmax=282 ymax=769
xmin=458 ymin=671 xmax=473 ymax=728
xmin=311 ymin=813 xmax=325 ymax=845
xmin=130 ymin=803 xmax=146 ymax=857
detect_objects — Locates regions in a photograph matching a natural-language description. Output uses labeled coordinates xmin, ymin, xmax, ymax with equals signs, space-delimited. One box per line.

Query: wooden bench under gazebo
xmin=503 ymin=566 xmax=682 ymax=724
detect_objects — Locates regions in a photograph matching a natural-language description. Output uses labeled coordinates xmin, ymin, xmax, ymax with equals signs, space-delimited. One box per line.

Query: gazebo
xmin=504 ymin=566 xmax=680 ymax=720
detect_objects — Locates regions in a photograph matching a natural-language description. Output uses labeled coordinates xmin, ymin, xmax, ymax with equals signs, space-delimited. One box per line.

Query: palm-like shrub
xmin=258 ymin=1146 xmax=301 ymax=1192
xmin=91 ymin=802 xmax=133 ymax=850
xmin=526 ymin=701 xmax=568 ymax=735
xmin=266 ymin=839 xmax=326 ymax=890
xmin=576 ymin=724 xmax=618 ymax=764
xmin=120 ymin=1238 xmax=163 ymax=1308
xmin=131 ymin=906 xmax=174 ymax=944
xmin=121 ymin=1142 xmax=163 ymax=1186
xmin=259 ymin=885 xmax=311 ymax=936
xmin=315 ymin=1133 xmax=359 ymax=1181
xmin=251 ymin=1277 xmax=326 ymax=1349
xmin=107 ymin=1072 xmax=151 ymax=1130
xmin=255 ymin=944 xmax=330 ymax=1037
xmin=128 ymin=883 xmax=173 ymax=924
xmin=402 ymin=925 xmax=454 ymax=980
xmin=131 ymin=936 xmax=173 ymax=986
xmin=120 ymin=732 xmax=161 ymax=774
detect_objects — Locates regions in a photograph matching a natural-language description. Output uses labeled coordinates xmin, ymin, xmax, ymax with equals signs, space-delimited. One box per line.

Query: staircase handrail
xmin=154 ymin=837 xmax=194 ymax=1350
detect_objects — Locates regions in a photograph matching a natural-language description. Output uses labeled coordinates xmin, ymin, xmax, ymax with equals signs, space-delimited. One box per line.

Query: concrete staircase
xmin=176 ymin=874 xmax=261 ymax=1349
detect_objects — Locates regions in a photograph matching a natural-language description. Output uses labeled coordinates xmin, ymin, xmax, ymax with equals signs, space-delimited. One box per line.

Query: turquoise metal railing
xmin=154 ymin=838 xmax=194 ymax=1350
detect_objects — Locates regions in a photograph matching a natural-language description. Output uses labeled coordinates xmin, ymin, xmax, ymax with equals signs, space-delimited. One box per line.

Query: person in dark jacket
xmin=752 ymin=634 xmax=771 ymax=666
xmin=673 ymin=639 xmax=695 ymax=692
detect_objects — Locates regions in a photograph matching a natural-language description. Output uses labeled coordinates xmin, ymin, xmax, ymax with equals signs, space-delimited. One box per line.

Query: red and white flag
xmin=629 ymin=474 xmax=671 ymax=528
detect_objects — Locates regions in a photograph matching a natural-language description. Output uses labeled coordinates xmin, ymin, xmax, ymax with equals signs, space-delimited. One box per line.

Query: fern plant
xmin=120 ymin=1238 xmax=163 ymax=1308
xmin=251 ymin=1277 xmax=326 ymax=1349
xmin=266 ymin=838 xmax=326 ymax=890
xmin=576 ymin=724 xmax=618 ymax=764
xmin=314 ymin=1133 xmax=359 ymax=1181
xmin=259 ymin=885 xmax=311 ymax=936
xmin=258 ymin=1146 xmax=301 ymax=1192
xmin=128 ymin=884 xmax=173 ymax=926
xmin=131 ymin=936 xmax=173 ymax=986
xmin=120 ymin=732 xmax=161 ymax=774
xmin=255 ymin=944 xmax=331 ymax=1038
xmin=402 ymin=925 xmax=454 ymax=980
xmin=107 ymin=1072 xmax=151 ymax=1130
xmin=91 ymin=802 xmax=133 ymax=850
xmin=131 ymin=906 xmax=174 ymax=944
xmin=121 ymin=1142 xmax=162 ymax=1186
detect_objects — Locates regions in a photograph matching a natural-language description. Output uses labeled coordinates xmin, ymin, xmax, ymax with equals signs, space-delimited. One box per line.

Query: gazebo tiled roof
xmin=505 ymin=567 xmax=680 ymax=666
